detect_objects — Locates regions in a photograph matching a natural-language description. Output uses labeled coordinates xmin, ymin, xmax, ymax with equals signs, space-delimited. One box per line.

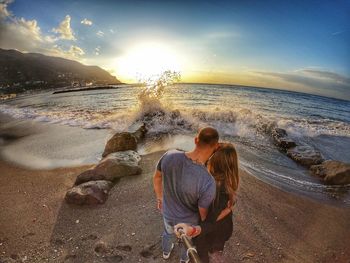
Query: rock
xmin=271 ymin=128 xmax=296 ymax=151
xmin=74 ymin=169 xmax=105 ymax=186
xmin=131 ymin=123 xmax=147 ymax=142
xmin=272 ymin=127 xmax=287 ymax=138
xmin=65 ymin=180 xmax=113 ymax=205
xmin=102 ymin=132 xmax=137 ymax=157
xmin=310 ymin=160 xmax=350 ymax=185
xmin=94 ymin=151 xmax=142 ymax=182
xmin=287 ymin=146 xmax=324 ymax=167
xmin=74 ymin=151 xmax=141 ymax=184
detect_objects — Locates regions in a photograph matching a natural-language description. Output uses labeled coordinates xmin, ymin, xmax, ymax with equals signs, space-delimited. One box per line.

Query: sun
xmin=114 ymin=43 xmax=182 ymax=82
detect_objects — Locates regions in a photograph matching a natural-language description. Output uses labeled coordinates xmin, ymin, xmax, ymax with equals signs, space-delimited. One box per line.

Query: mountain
xmin=0 ymin=49 xmax=121 ymax=92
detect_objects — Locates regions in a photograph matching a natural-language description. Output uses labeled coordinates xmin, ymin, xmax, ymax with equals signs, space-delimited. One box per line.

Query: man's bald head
xmin=197 ymin=127 xmax=219 ymax=147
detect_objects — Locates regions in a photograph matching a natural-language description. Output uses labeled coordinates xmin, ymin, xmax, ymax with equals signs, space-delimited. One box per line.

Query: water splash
xmin=137 ymin=70 xmax=181 ymax=111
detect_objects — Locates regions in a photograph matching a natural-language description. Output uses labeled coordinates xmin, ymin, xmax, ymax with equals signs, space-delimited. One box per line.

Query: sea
xmin=1 ymin=82 xmax=350 ymax=204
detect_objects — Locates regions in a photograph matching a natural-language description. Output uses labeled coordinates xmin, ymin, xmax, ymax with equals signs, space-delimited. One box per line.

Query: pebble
xmin=76 ymin=219 xmax=80 ymax=224
xmin=236 ymin=242 xmax=240 ymax=246
xmin=131 ymin=233 xmax=136 ymax=236
xmin=274 ymin=217 xmax=278 ymax=220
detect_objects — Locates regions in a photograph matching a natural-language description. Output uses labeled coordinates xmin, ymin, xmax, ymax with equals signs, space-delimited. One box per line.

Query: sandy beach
xmin=0 ymin=118 xmax=350 ymax=263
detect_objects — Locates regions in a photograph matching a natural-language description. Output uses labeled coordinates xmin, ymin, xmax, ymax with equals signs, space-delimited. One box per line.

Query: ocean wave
xmin=1 ymin=99 xmax=349 ymax=140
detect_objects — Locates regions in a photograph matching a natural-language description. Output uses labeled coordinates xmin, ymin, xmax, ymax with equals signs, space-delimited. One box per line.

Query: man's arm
xmin=153 ymin=170 xmax=162 ymax=210
xmin=199 ymin=207 xmax=209 ymax=221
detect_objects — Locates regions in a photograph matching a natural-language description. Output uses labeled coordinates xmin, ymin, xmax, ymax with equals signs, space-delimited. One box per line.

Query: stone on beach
xmin=271 ymin=128 xmax=296 ymax=151
xmin=94 ymin=151 xmax=142 ymax=182
xmin=130 ymin=123 xmax=148 ymax=142
xmin=102 ymin=132 xmax=137 ymax=157
xmin=74 ymin=169 xmax=105 ymax=186
xmin=287 ymin=145 xmax=324 ymax=167
xmin=310 ymin=160 xmax=350 ymax=185
xmin=65 ymin=180 xmax=113 ymax=205
xmin=74 ymin=151 xmax=142 ymax=185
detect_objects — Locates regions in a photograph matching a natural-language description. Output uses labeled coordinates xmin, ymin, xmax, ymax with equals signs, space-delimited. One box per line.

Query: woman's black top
xmin=195 ymin=185 xmax=234 ymax=251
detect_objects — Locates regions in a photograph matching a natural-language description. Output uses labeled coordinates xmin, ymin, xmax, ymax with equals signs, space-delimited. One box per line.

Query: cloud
xmin=48 ymin=45 xmax=85 ymax=59
xmin=0 ymin=11 xmax=48 ymax=51
xmin=81 ymin=18 xmax=92 ymax=26
xmin=52 ymin=15 xmax=75 ymax=40
xmin=95 ymin=46 xmax=100 ymax=55
xmin=297 ymin=69 xmax=350 ymax=85
xmin=69 ymin=45 xmax=85 ymax=56
xmin=0 ymin=0 xmax=12 ymax=19
xmin=96 ymin=30 xmax=104 ymax=37
xmin=331 ymin=30 xmax=345 ymax=36
xmin=0 ymin=1 xmax=84 ymax=61
xmin=252 ymin=69 xmax=350 ymax=100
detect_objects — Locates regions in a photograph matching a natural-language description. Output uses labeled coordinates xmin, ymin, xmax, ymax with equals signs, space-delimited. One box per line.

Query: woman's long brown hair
xmin=208 ymin=143 xmax=239 ymax=205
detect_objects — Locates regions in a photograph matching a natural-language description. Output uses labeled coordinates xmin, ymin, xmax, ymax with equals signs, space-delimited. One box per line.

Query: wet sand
xmin=0 ymin=151 xmax=350 ymax=263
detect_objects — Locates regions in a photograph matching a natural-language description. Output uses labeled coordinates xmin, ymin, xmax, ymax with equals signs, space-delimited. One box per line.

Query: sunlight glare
xmin=115 ymin=43 xmax=181 ymax=82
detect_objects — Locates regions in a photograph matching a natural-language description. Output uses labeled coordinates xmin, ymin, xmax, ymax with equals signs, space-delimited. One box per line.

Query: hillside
xmin=0 ymin=49 xmax=121 ymax=93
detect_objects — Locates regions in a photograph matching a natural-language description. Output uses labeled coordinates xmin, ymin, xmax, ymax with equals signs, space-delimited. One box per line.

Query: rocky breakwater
xmin=269 ymin=127 xmax=350 ymax=185
xmin=270 ymin=127 xmax=324 ymax=167
xmin=310 ymin=160 xmax=350 ymax=185
xmin=65 ymin=124 xmax=147 ymax=205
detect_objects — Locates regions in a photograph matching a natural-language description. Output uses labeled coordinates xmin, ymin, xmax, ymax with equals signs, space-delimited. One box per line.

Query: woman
xmin=175 ymin=143 xmax=240 ymax=263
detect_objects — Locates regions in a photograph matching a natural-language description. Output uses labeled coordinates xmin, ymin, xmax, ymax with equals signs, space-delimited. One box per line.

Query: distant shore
xmin=52 ymin=85 xmax=122 ymax=94
xmin=0 ymin=113 xmax=349 ymax=262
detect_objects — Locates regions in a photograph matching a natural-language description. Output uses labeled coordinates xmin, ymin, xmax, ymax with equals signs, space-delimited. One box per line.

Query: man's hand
xmin=174 ymin=223 xmax=201 ymax=238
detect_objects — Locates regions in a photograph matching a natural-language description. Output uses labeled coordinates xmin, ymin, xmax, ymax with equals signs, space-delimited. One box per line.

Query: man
xmin=153 ymin=127 xmax=219 ymax=263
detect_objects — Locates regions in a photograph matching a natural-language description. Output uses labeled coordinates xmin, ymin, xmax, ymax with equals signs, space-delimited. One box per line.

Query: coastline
xmin=0 ymin=113 xmax=349 ymax=262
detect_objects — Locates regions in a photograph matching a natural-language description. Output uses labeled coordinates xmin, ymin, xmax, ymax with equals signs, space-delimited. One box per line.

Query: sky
xmin=0 ymin=0 xmax=350 ymax=100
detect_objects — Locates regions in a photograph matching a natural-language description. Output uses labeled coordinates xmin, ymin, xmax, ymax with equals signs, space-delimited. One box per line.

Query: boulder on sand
xmin=94 ymin=151 xmax=142 ymax=182
xmin=74 ymin=151 xmax=142 ymax=185
xmin=131 ymin=123 xmax=148 ymax=142
xmin=310 ymin=160 xmax=350 ymax=185
xmin=74 ymin=169 xmax=105 ymax=186
xmin=102 ymin=132 xmax=137 ymax=157
xmin=65 ymin=180 xmax=113 ymax=205
xmin=271 ymin=128 xmax=296 ymax=151
xmin=287 ymin=145 xmax=324 ymax=167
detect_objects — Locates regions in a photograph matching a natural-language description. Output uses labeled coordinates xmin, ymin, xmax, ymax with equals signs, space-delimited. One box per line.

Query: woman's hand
xmin=216 ymin=200 xmax=235 ymax=221
xmin=174 ymin=223 xmax=201 ymax=237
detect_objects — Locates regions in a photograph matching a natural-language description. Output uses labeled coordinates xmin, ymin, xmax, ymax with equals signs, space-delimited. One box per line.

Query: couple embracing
xmin=153 ymin=127 xmax=240 ymax=263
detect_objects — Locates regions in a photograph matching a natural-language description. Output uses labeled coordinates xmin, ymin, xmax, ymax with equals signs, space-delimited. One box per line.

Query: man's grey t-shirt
xmin=156 ymin=149 xmax=216 ymax=224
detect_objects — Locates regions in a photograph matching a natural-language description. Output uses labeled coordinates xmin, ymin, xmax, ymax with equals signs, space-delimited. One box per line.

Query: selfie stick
xmin=177 ymin=227 xmax=202 ymax=263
